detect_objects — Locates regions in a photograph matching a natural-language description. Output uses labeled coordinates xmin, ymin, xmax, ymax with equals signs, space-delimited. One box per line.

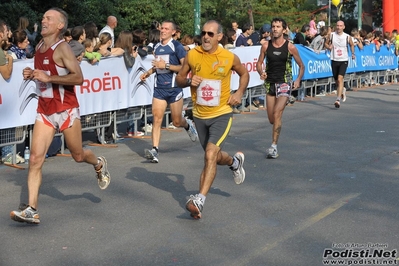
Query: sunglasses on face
xmin=201 ymin=31 xmax=216 ymax=38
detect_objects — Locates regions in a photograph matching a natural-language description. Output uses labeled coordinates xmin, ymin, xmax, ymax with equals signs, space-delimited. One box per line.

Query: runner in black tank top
xmin=256 ymin=17 xmax=305 ymax=159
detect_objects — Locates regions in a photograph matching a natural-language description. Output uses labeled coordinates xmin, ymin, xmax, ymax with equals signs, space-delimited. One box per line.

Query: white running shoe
xmin=144 ymin=148 xmax=159 ymax=163
xmin=267 ymin=147 xmax=279 ymax=159
xmin=186 ymin=119 xmax=198 ymax=142
xmin=185 ymin=194 xmax=204 ymax=219
xmin=230 ymin=152 xmax=245 ymax=184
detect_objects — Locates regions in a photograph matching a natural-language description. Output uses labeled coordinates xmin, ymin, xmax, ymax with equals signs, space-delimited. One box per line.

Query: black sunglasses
xmin=201 ymin=31 xmax=216 ymax=38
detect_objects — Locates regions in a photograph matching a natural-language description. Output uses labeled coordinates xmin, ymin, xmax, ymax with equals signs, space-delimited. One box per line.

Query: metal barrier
xmin=114 ymin=107 xmax=144 ymax=136
xmin=0 ymin=126 xmax=27 ymax=165
xmin=248 ymin=85 xmax=266 ymax=111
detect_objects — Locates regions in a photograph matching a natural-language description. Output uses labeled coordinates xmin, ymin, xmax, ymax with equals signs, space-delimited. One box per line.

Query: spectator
xmin=383 ymin=31 xmax=391 ymax=48
xmin=8 ymin=29 xmax=29 ymax=60
xmin=83 ymin=38 xmax=101 ymax=64
xmin=373 ymin=31 xmax=382 ymax=51
xmin=309 ymin=14 xmax=317 ymax=37
xmin=351 ymin=28 xmax=364 ymax=50
xmin=180 ymin=34 xmax=194 ymax=51
xmin=0 ymin=20 xmax=12 ymax=80
xmin=193 ymin=34 xmax=202 ymax=46
xmin=231 ymin=20 xmax=242 ymax=35
xmin=293 ymin=24 xmax=311 ymax=46
xmin=84 ymin=22 xmax=99 ymax=48
xmin=69 ymin=25 xmax=86 ymax=61
xmin=94 ymin=32 xmax=124 ymax=57
xmin=390 ymin=29 xmax=398 ymax=43
xmin=258 ymin=24 xmax=272 ymax=45
xmin=310 ymin=26 xmax=328 ymax=53
xmin=364 ymin=32 xmax=373 ymax=45
xmin=0 ymin=19 xmax=19 ymax=164
xmin=99 ymin=16 xmax=117 ymax=48
xmin=224 ymin=28 xmax=236 ymax=49
xmin=115 ymin=30 xmax=138 ymax=68
xmin=146 ymin=29 xmax=160 ymax=54
xmin=359 ymin=29 xmax=368 ymax=45
xmin=172 ymin=24 xmax=182 ymax=41
xmin=151 ymin=20 xmax=161 ymax=31
xmin=317 ymin=13 xmax=327 ymax=34
xmin=219 ymin=34 xmax=228 ymax=47
xmin=249 ymin=24 xmax=271 ymax=46
xmin=17 ymin=17 xmax=38 ymax=58
xmin=132 ymin=29 xmax=148 ymax=57
xmin=63 ymin=28 xmax=72 ymax=43
xmin=235 ymin=22 xmax=253 ymax=47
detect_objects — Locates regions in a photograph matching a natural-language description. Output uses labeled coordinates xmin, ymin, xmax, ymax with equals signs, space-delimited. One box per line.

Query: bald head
xmin=107 ymin=16 xmax=117 ymax=29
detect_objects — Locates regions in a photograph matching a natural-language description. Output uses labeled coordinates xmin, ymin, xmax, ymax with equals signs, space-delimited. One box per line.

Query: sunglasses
xmin=201 ymin=31 xmax=216 ymax=38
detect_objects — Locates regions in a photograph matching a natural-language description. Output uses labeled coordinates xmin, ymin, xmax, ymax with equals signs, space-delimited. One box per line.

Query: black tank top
xmin=265 ymin=40 xmax=292 ymax=83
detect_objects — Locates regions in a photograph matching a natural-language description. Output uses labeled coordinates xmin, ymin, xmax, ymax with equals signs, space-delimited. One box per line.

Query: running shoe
xmin=96 ymin=156 xmax=111 ymax=189
xmin=334 ymin=100 xmax=340 ymax=108
xmin=267 ymin=147 xmax=279 ymax=159
xmin=287 ymin=95 xmax=296 ymax=105
xmin=10 ymin=205 xmax=40 ymax=224
xmin=342 ymin=87 xmax=347 ymax=102
xmin=186 ymin=119 xmax=198 ymax=142
xmin=230 ymin=152 xmax=245 ymax=184
xmin=185 ymin=194 xmax=204 ymax=219
xmin=144 ymin=148 xmax=159 ymax=163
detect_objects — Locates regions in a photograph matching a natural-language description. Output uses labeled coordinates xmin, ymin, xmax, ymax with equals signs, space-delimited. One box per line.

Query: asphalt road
xmin=1 ymin=84 xmax=399 ymax=266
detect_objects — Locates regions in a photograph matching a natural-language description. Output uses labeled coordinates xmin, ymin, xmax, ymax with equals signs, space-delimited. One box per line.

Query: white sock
xmin=198 ymin=193 xmax=206 ymax=203
xmin=230 ymin=156 xmax=239 ymax=169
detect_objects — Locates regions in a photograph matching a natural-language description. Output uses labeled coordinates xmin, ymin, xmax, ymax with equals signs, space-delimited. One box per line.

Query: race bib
xmin=196 ymin=79 xmax=221 ymax=106
xmin=275 ymin=82 xmax=291 ymax=98
xmin=334 ymin=47 xmax=343 ymax=57
xmin=36 ymin=71 xmax=54 ymax=98
xmin=155 ymin=54 xmax=170 ymax=74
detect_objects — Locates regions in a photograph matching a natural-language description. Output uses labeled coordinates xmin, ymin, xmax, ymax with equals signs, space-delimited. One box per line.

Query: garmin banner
xmin=292 ymin=43 xmax=398 ymax=80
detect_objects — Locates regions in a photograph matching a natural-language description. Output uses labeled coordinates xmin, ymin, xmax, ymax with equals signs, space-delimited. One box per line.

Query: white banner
xmin=0 ymin=46 xmax=263 ymax=129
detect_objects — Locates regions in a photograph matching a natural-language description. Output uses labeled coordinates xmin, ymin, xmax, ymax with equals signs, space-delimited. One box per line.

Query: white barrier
xmin=0 ymin=46 xmax=263 ymax=129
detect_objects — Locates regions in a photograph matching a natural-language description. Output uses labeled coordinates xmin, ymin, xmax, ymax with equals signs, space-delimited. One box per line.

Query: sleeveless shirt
xmin=330 ymin=32 xmax=350 ymax=61
xmin=35 ymin=39 xmax=79 ymax=115
xmin=265 ymin=40 xmax=292 ymax=83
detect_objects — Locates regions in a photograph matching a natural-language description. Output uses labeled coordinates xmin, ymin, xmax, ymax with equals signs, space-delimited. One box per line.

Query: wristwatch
xmin=186 ymin=78 xmax=192 ymax=86
xmin=165 ymin=63 xmax=170 ymax=70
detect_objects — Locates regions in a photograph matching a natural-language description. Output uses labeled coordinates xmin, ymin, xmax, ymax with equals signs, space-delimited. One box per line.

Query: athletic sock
xmin=153 ymin=146 xmax=158 ymax=153
xmin=198 ymin=193 xmax=206 ymax=203
xmin=271 ymin=144 xmax=277 ymax=150
xmin=230 ymin=156 xmax=239 ymax=170
xmin=94 ymin=159 xmax=102 ymax=170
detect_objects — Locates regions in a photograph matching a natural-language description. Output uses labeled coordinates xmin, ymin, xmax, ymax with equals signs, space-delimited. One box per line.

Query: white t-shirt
xmin=317 ymin=21 xmax=325 ymax=34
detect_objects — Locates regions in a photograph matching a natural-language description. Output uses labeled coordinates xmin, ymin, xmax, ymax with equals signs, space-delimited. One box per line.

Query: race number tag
xmin=275 ymin=82 xmax=291 ymax=98
xmin=196 ymin=79 xmax=221 ymax=106
xmin=334 ymin=47 xmax=343 ymax=57
xmin=36 ymin=71 xmax=54 ymax=98
xmin=155 ymin=54 xmax=170 ymax=74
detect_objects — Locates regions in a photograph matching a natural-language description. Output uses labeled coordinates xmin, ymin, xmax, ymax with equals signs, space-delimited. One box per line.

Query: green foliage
xmin=0 ymin=0 xmax=383 ymax=39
